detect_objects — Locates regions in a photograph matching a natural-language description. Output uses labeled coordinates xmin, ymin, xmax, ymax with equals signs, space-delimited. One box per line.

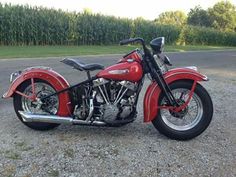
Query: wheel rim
xmin=21 ymin=82 xmax=59 ymax=115
xmin=160 ymin=88 xmax=203 ymax=131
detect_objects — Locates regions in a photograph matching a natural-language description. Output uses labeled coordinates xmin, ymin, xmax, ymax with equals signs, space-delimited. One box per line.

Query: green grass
xmin=0 ymin=45 xmax=235 ymax=59
xmin=165 ymin=45 xmax=236 ymax=52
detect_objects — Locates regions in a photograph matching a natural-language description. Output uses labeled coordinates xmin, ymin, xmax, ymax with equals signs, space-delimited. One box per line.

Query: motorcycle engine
xmin=93 ymin=78 xmax=138 ymax=123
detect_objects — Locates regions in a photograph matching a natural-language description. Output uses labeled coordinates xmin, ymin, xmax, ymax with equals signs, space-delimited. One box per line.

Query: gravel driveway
xmin=0 ymin=51 xmax=235 ymax=177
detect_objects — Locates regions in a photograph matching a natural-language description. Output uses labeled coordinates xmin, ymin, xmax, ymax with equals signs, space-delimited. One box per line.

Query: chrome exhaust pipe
xmin=18 ymin=111 xmax=106 ymax=126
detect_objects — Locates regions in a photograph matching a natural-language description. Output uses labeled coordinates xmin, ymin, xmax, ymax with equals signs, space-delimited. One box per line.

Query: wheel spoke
xmin=160 ymin=88 xmax=203 ymax=131
xmin=21 ymin=82 xmax=59 ymax=115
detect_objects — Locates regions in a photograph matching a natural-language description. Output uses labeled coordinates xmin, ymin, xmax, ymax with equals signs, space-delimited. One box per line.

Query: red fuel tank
xmin=96 ymin=61 xmax=143 ymax=82
xmin=120 ymin=50 xmax=142 ymax=63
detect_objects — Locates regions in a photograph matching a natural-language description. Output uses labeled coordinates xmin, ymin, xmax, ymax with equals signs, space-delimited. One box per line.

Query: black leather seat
xmin=61 ymin=58 xmax=104 ymax=71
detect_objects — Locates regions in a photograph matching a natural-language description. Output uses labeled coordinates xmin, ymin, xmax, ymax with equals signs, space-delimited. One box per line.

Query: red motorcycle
xmin=3 ymin=37 xmax=213 ymax=140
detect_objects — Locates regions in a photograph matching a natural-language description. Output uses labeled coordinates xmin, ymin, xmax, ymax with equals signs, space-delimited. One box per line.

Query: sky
xmin=1 ymin=0 xmax=236 ymax=20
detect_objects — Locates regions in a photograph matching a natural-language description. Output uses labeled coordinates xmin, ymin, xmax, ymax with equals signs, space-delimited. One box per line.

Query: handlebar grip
xmin=119 ymin=38 xmax=134 ymax=45
xmin=119 ymin=37 xmax=145 ymax=46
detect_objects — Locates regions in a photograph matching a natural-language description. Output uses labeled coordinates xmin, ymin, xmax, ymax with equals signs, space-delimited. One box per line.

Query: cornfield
xmin=181 ymin=25 xmax=236 ymax=46
xmin=0 ymin=3 xmax=235 ymax=46
xmin=0 ymin=3 xmax=180 ymax=45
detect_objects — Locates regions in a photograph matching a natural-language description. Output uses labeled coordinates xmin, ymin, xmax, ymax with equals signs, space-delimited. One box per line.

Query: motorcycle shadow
xmin=51 ymin=120 xmax=168 ymax=141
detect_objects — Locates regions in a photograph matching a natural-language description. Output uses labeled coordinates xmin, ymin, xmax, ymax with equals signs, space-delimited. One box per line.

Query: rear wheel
xmin=152 ymin=80 xmax=213 ymax=140
xmin=13 ymin=79 xmax=60 ymax=130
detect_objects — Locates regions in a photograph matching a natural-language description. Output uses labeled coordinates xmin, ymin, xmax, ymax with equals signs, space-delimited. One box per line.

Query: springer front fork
xmin=152 ymin=69 xmax=197 ymax=111
xmin=143 ymin=49 xmax=198 ymax=111
xmin=151 ymin=69 xmax=178 ymax=106
xmin=159 ymin=81 xmax=197 ymax=112
xmin=145 ymin=56 xmax=197 ymax=112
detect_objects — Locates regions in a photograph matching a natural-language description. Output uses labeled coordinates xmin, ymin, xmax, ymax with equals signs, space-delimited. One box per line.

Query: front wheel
xmin=152 ymin=80 xmax=213 ymax=140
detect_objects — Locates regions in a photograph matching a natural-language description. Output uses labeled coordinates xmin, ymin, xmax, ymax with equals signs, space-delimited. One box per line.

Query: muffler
xmin=18 ymin=111 xmax=106 ymax=126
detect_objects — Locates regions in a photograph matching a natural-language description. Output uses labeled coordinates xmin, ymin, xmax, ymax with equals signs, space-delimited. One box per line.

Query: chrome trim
xmin=93 ymin=78 xmax=109 ymax=87
xmin=103 ymin=84 xmax=110 ymax=103
xmin=21 ymin=82 xmax=59 ymax=114
xmin=184 ymin=66 xmax=198 ymax=71
xmin=19 ymin=111 xmax=106 ymax=125
xmin=114 ymin=84 xmax=124 ymax=103
xmin=114 ymin=88 xmax=128 ymax=105
xmin=2 ymin=92 xmax=7 ymax=98
xmin=98 ymin=86 xmax=110 ymax=104
xmin=127 ymin=59 xmax=134 ymax=63
xmin=108 ymin=69 xmax=129 ymax=75
xmin=10 ymin=71 xmax=21 ymax=83
xmin=86 ymin=91 xmax=96 ymax=121
xmin=153 ymin=54 xmax=167 ymax=74
xmin=161 ymin=37 xmax=165 ymax=46
xmin=120 ymin=81 xmax=137 ymax=91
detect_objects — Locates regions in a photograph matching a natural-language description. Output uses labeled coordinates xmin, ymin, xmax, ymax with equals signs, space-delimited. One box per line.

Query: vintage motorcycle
xmin=3 ymin=37 xmax=213 ymax=140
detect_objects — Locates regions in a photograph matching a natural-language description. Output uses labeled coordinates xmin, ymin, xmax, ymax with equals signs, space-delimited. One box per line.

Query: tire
xmin=152 ymin=80 xmax=213 ymax=140
xmin=13 ymin=79 xmax=60 ymax=131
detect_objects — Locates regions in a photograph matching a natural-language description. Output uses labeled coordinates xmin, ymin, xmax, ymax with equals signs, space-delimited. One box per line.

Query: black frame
xmin=41 ymin=75 xmax=98 ymax=101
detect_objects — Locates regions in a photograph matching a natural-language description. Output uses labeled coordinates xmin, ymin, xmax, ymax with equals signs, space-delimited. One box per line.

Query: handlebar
xmin=119 ymin=37 xmax=152 ymax=59
xmin=119 ymin=37 xmax=145 ymax=46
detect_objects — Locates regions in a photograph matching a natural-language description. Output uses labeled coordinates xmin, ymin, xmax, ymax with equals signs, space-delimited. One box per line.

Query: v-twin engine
xmin=93 ymin=78 xmax=138 ymax=123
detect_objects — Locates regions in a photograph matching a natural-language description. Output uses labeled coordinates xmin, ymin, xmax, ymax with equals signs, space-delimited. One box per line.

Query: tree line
xmin=0 ymin=1 xmax=236 ymax=46
xmin=155 ymin=1 xmax=236 ymax=32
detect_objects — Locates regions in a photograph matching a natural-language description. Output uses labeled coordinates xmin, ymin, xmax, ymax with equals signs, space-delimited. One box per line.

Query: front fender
xmin=3 ymin=67 xmax=72 ymax=116
xmin=143 ymin=67 xmax=208 ymax=122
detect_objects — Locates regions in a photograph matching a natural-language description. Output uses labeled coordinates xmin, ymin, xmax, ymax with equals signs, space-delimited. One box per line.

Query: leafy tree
xmin=208 ymin=1 xmax=236 ymax=32
xmin=155 ymin=11 xmax=187 ymax=26
xmin=187 ymin=6 xmax=212 ymax=27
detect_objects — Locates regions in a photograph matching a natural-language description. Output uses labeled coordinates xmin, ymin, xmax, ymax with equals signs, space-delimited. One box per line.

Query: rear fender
xmin=3 ymin=67 xmax=72 ymax=116
xmin=143 ymin=68 xmax=208 ymax=122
